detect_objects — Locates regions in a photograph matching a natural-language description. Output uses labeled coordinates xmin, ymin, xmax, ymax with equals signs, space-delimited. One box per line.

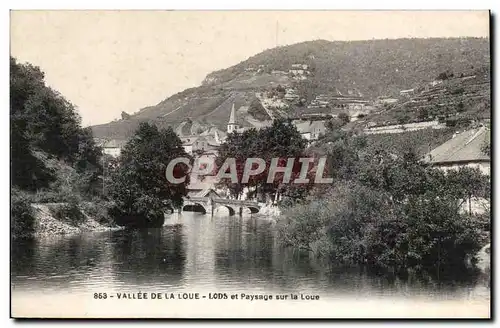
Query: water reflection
xmin=11 ymin=213 xmax=490 ymax=302
xmin=109 ymin=227 xmax=186 ymax=288
xmin=11 ymin=233 xmax=110 ymax=291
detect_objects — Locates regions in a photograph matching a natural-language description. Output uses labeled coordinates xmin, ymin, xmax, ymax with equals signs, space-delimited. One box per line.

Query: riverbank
xmin=27 ymin=203 xmax=120 ymax=238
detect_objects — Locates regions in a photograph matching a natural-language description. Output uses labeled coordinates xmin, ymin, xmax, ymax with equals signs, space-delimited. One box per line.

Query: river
xmin=11 ymin=212 xmax=490 ymax=318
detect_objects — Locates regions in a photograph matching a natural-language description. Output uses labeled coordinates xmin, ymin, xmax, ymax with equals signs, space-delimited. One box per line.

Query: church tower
xmin=227 ymin=104 xmax=239 ymax=133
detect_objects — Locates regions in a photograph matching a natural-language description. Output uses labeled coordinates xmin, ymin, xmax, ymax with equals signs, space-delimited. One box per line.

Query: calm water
xmin=11 ymin=213 xmax=490 ymax=311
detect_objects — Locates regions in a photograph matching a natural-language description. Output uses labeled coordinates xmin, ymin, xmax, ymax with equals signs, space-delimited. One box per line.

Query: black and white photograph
xmin=9 ymin=10 xmax=491 ymax=318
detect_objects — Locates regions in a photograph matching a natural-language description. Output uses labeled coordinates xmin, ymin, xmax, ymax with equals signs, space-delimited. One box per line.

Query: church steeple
xmin=227 ymin=104 xmax=238 ymax=133
xmin=229 ymin=104 xmax=236 ymax=124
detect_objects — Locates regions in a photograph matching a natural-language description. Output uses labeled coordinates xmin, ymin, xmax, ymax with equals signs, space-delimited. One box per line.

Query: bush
xmin=109 ymin=195 xmax=165 ymax=228
xmin=366 ymin=194 xmax=483 ymax=269
xmin=49 ymin=199 xmax=85 ymax=226
xmin=338 ymin=112 xmax=350 ymax=124
xmin=278 ymin=171 xmax=485 ymax=270
xmin=81 ymin=200 xmax=115 ymax=227
xmin=437 ymin=71 xmax=450 ymax=80
xmin=445 ymin=117 xmax=471 ymax=128
xmin=11 ymin=190 xmax=36 ymax=239
xmin=107 ymin=122 xmax=189 ymax=228
xmin=451 ymin=87 xmax=465 ymax=95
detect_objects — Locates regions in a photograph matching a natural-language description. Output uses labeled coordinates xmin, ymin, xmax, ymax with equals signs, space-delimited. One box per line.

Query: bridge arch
xmin=215 ymin=205 xmax=235 ymax=216
xmin=246 ymin=206 xmax=260 ymax=214
xmin=182 ymin=203 xmax=207 ymax=214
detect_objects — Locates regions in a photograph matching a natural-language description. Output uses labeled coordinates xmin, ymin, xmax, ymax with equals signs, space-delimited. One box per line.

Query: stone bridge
xmin=182 ymin=196 xmax=262 ymax=216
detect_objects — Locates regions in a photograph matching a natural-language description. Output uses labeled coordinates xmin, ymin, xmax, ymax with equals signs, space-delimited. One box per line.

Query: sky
xmin=10 ymin=10 xmax=490 ymax=126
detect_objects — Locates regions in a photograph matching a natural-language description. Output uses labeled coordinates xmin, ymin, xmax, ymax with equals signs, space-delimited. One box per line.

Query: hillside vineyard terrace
xmin=165 ymin=157 xmax=333 ymax=184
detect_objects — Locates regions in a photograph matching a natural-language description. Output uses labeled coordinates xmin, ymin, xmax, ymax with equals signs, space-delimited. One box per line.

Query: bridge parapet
xmin=183 ymin=196 xmax=261 ymax=215
xmin=186 ymin=196 xmax=259 ymax=207
xmin=214 ymin=199 xmax=260 ymax=207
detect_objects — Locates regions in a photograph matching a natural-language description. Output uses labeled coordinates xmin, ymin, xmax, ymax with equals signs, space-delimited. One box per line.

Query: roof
xmin=96 ymin=139 xmax=127 ymax=148
xmin=294 ymin=121 xmax=312 ymax=134
xmin=310 ymin=120 xmax=326 ymax=131
xmin=293 ymin=120 xmax=327 ymax=134
xmin=200 ymin=126 xmax=226 ymax=143
xmin=424 ymin=127 xmax=490 ymax=165
xmin=187 ymin=179 xmax=217 ymax=197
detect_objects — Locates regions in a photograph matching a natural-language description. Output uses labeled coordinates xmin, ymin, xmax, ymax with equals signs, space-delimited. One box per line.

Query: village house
xmin=178 ymin=121 xmax=225 ymax=156
xmin=325 ymin=95 xmax=370 ymax=110
xmin=424 ymin=126 xmax=490 ymax=175
xmin=225 ymin=102 xmax=326 ymax=143
xmin=399 ymin=88 xmax=415 ymax=97
xmin=430 ymin=80 xmax=444 ymax=87
xmin=291 ymin=63 xmax=308 ymax=70
xmin=346 ymin=102 xmax=367 ymax=111
xmin=180 ymin=135 xmax=221 ymax=155
xmin=94 ymin=139 xmax=127 ymax=158
xmin=377 ymin=97 xmax=399 ymax=105
xmin=293 ymin=120 xmax=327 ymax=142
xmin=289 ymin=63 xmax=310 ymax=80
xmin=289 ymin=69 xmax=304 ymax=75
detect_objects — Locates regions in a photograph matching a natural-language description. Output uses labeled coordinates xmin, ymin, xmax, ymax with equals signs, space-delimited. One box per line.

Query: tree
xmin=10 ymin=115 xmax=55 ymax=191
xmin=11 ymin=188 xmax=36 ymax=239
xmin=417 ymin=107 xmax=430 ymax=120
xmin=108 ymin=123 xmax=191 ymax=228
xmin=10 ymin=57 xmax=103 ymax=194
xmin=338 ymin=112 xmax=350 ymax=125
xmin=312 ymin=122 xmax=367 ymax=182
xmin=216 ymin=128 xmax=260 ymax=199
xmin=257 ymin=120 xmax=310 ymax=201
xmin=278 ymin=129 xmax=488 ymax=272
xmin=445 ymin=166 xmax=490 ymax=214
xmin=216 ymin=119 xmax=308 ymax=201
xmin=396 ymin=112 xmax=411 ymax=125
xmin=481 ymin=140 xmax=490 ymax=158
xmin=437 ymin=71 xmax=450 ymax=80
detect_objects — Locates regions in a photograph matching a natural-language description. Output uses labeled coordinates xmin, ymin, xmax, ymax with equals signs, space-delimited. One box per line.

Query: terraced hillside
xmin=91 ymin=38 xmax=490 ymax=140
xmin=364 ymin=65 xmax=490 ymax=127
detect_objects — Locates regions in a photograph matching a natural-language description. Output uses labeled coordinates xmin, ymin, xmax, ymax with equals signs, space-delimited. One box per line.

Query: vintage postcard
xmin=10 ymin=10 xmax=491 ymax=319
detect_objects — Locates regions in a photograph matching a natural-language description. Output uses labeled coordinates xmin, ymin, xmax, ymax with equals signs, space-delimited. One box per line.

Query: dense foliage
xmin=10 ymin=57 xmax=105 ymax=237
xmin=11 ymin=189 xmax=36 ymax=239
xmin=10 ymin=57 xmax=103 ymax=193
xmin=108 ymin=122 xmax=191 ymax=228
xmin=277 ymin=120 xmax=490 ymax=271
